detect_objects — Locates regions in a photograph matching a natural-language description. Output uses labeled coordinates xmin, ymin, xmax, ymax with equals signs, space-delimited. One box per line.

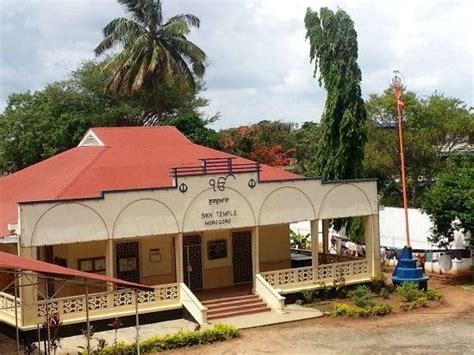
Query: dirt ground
xmin=178 ymin=275 xmax=474 ymax=355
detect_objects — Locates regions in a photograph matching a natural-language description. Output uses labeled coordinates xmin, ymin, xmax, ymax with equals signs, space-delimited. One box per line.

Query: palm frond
xmin=141 ymin=0 xmax=162 ymax=30
xmin=132 ymin=50 xmax=152 ymax=92
xmin=162 ymin=42 xmax=196 ymax=89
xmin=96 ymin=0 xmax=203 ymax=97
xmin=160 ymin=20 xmax=191 ymax=37
xmin=165 ymin=37 xmax=206 ymax=77
xmin=118 ymin=0 xmax=146 ymax=24
xmin=95 ymin=17 xmax=145 ymax=56
xmin=165 ymin=13 xmax=200 ymax=28
xmin=147 ymin=45 xmax=164 ymax=74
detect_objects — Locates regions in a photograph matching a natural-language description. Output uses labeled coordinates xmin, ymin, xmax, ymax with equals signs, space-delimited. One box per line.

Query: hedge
xmin=97 ymin=324 xmax=240 ymax=354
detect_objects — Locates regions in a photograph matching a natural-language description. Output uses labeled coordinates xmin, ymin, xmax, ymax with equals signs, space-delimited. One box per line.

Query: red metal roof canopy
xmin=0 ymin=251 xmax=151 ymax=289
xmin=0 ymin=126 xmax=300 ymax=237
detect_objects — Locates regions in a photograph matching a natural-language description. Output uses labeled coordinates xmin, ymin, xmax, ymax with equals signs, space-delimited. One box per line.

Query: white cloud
xmin=1 ymin=0 xmax=472 ymax=129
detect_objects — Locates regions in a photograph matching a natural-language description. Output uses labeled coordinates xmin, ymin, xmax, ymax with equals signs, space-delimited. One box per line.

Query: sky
xmin=0 ymin=0 xmax=473 ymax=129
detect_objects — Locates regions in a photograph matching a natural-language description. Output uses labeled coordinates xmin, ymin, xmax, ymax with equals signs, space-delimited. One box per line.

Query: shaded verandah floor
xmin=193 ymin=282 xmax=253 ymax=301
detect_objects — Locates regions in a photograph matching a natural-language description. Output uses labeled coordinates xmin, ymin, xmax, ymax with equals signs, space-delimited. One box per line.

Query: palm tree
xmin=95 ymin=0 xmax=206 ymax=123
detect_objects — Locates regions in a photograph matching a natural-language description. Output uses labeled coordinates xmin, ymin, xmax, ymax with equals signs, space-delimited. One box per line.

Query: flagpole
xmin=392 ymin=71 xmax=411 ymax=248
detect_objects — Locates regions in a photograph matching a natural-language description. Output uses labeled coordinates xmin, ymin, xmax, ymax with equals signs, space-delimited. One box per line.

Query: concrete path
xmin=59 ymin=319 xmax=196 ymax=354
xmin=57 ymin=305 xmax=321 ymax=353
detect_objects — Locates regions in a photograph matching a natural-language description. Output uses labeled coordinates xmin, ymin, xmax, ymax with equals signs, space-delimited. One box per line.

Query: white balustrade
xmin=36 ymin=283 xmax=179 ymax=321
xmin=179 ymin=283 xmax=207 ymax=325
xmin=260 ymin=260 xmax=369 ymax=289
xmin=0 ymin=291 xmax=21 ymax=325
xmin=255 ymin=274 xmax=285 ymax=313
xmin=261 ymin=266 xmax=313 ymax=287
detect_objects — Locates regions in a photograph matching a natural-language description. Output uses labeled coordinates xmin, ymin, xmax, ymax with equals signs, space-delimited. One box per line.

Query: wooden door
xmin=182 ymin=235 xmax=203 ymax=290
xmin=116 ymin=241 xmax=140 ymax=283
xmin=232 ymin=231 xmax=253 ymax=284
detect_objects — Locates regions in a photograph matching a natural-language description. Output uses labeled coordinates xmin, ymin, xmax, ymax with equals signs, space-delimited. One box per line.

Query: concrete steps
xmin=203 ymin=294 xmax=270 ymax=320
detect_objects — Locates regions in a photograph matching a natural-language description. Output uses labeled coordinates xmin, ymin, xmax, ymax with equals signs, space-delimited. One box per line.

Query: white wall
xmin=293 ymin=207 xmax=470 ymax=251
xmin=379 ymin=207 xmax=470 ymax=250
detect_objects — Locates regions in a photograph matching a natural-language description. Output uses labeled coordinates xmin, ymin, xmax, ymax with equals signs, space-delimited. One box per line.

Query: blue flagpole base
xmin=392 ymin=246 xmax=429 ymax=291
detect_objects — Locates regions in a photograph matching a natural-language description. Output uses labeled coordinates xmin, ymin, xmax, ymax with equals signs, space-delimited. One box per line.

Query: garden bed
xmin=302 ymin=272 xmax=447 ymax=318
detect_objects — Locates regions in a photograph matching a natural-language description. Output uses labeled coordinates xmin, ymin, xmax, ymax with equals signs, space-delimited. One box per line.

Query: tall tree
xmin=292 ymin=121 xmax=321 ymax=176
xmin=95 ymin=0 xmax=206 ymax=124
xmin=305 ymin=8 xmax=367 ymax=241
xmin=364 ymin=89 xmax=474 ymax=207
xmin=421 ymin=155 xmax=473 ymax=249
xmin=304 ymin=7 xmax=367 ymax=180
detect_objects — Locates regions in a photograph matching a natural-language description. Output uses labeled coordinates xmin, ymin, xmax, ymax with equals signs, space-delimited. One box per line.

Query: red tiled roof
xmin=0 ymin=126 xmax=300 ymax=237
xmin=0 ymin=251 xmax=151 ymax=289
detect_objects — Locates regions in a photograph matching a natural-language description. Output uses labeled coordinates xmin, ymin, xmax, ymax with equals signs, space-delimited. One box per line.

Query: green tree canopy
xmin=304 ymin=7 xmax=367 ymax=180
xmin=0 ymin=60 xmax=216 ymax=173
xmin=95 ymin=0 xmax=206 ymax=124
xmin=421 ymin=155 xmax=473 ymax=249
xmin=305 ymin=7 xmax=368 ymax=240
xmin=364 ymin=90 xmax=474 ymax=207
xmin=164 ymin=113 xmax=220 ymax=149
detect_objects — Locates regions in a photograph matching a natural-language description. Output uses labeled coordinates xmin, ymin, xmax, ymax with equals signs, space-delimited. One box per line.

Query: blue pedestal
xmin=392 ymin=246 xmax=429 ymax=290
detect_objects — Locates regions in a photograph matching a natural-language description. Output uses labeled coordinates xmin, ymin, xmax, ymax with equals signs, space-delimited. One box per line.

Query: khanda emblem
xmin=209 ymin=174 xmax=236 ymax=192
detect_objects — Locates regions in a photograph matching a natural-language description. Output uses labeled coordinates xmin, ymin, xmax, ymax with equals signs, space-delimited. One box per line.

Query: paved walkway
xmin=57 ymin=305 xmax=322 ymax=353
xmin=59 ymin=319 xmax=196 ymax=354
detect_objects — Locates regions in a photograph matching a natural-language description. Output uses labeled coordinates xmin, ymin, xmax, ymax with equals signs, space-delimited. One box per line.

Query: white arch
xmin=318 ymin=183 xmax=375 ymax=220
xmin=112 ymin=198 xmax=179 ymax=238
xmin=258 ymin=186 xmax=316 ymax=225
xmin=182 ymin=187 xmax=256 ymax=232
xmin=30 ymin=203 xmax=109 ymax=246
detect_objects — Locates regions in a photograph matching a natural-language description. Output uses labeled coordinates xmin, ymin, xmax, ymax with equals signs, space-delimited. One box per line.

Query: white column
xmin=253 ymin=226 xmax=260 ymax=274
xmin=372 ymin=214 xmax=381 ymax=275
xmin=175 ymin=233 xmax=183 ymax=283
xmin=310 ymin=220 xmax=319 ymax=281
xmin=364 ymin=216 xmax=374 ymax=276
xmin=251 ymin=226 xmax=260 ymax=292
xmin=322 ymin=219 xmax=329 ymax=254
xmin=18 ymin=246 xmax=38 ymax=327
xmin=106 ymin=239 xmax=114 ymax=291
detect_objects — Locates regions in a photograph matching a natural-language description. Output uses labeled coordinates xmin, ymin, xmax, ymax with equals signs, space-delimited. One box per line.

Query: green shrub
xmin=371 ymin=272 xmax=387 ymax=293
xmin=400 ymin=298 xmax=429 ymax=311
xmin=396 ymin=283 xmax=444 ymax=311
xmin=333 ymin=303 xmax=370 ymax=317
xmin=348 ymin=285 xmax=373 ymax=308
xmin=99 ymin=342 xmax=134 ymax=354
xmin=97 ymin=324 xmax=240 ymax=354
xmin=370 ymin=303 xmax=392 ymax=316
xmin=349 ymin=285 xmax=372 ymax=299
xmin=332 ymin=303 xmax=391 ymax=318
xmin=425 ymin=289 xmax=444 ymax=301
xmin=333 ymin=270 xmax=347 ymax=298
xmin=380 ymin=287 xmax=390 ymax=299
xmin=396 ymin=282 xmax=424 ymax=302
xmin=302 ymin=289 xmax=317 ymax=303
